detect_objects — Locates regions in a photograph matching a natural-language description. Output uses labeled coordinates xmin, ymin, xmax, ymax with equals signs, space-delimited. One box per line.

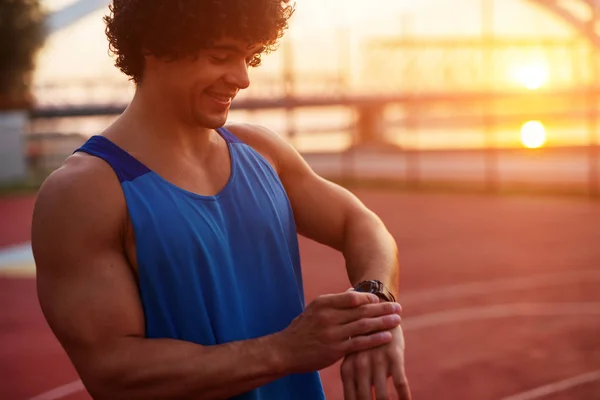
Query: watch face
xmin=354 ymin=280 xmax=394 ymax=302
xmin=355 ymin=280 xmax=378 ymax=293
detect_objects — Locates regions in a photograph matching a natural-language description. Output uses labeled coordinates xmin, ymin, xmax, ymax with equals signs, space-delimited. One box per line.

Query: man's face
xmin=145 ymin=38 xmax=265 ymax=128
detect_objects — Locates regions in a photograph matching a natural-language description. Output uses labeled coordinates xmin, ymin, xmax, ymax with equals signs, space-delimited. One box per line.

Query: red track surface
xmin=1 ymin=190 xmax=600 ymax=400
xmin=0 ymin=194 xmax=36 ymax=248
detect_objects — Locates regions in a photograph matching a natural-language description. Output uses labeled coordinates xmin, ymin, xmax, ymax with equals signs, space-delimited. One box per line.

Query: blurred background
xmin=1 ymin=1 xmax=600 ymax=399
xmin=1 ymin=0 xmax=600 ymax=193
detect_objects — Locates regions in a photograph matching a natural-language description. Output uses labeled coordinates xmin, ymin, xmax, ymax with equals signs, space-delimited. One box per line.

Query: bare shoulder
xmin=34 ymin=152 xmax=126 ymax=228
xmin=225 ymin=122 xmax=306 ymax=176
xmin=32 ymin=151 xmax=128 ymax=272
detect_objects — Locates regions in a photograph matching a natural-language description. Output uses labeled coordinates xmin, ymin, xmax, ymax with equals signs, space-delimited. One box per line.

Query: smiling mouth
xmin=206 ymin=91 xmax=235 ymax=104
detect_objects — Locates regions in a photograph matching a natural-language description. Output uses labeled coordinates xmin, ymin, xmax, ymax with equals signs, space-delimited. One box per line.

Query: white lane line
xmin=0 ymin=242 xmax=34 ymax=270
xmin=499 ymin=370 xmax=600 ymax=400
xmin=402 ymin=302 xmax=600 ymax=331
xmin=401 ymin=270 xmax=600 ymax=306
xmin=29 ymin=380 xmax=85 ymax=400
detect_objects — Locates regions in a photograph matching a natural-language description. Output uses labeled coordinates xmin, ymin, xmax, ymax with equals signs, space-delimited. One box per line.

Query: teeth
xmin=210 ymin=93 xmax=231 ymax=102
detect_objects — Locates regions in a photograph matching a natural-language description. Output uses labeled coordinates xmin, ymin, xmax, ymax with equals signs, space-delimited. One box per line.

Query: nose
xmin=224 ymin=61 xmax=250 ymax=90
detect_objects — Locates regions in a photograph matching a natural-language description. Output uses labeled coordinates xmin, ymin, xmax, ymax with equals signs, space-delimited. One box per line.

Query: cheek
xmin=166 ymin=63 xmax=204 ymax=91
xmin=191 ymin=82 xmax=215 ymax=116
xmin=191 ymin=82 xmax=207 ymax=105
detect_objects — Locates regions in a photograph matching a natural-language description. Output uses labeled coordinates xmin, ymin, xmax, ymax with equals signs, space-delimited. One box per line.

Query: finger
xmin=341 ymin=360 xmax=357 ymax=400
xmin=338 ymin=314 xmax=401 ymax=340
xmin=343 ymin=379 xmax=357 ymax=400
xmin=356 ymin=375 xmax=371 ymax=400
xmin=318 ymin=291 xmax=380 ymax=309
xmin=391 ymin=360 xmax=411 ymax=400
xmin=343 ymin=331 xmax=392 ymax=354
xmin=354 ymin=355 xmax=372 ymax=400
xmin=373 ymin=360 xmax=389 ymax=400
xmin=337 ymin=302 xmax=402 ymax=325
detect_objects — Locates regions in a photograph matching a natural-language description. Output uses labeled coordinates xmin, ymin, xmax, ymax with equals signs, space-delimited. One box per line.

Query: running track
xmin=1 ymin=190 xmax=600 ymax=400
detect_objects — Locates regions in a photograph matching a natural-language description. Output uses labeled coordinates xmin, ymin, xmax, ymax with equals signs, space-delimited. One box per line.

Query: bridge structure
xmin=32 ymin=0 xmax=600 ymax=195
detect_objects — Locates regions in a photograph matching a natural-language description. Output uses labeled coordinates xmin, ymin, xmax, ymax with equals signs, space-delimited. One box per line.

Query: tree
xmin=0 ymin=0 xmax=46 ymax=110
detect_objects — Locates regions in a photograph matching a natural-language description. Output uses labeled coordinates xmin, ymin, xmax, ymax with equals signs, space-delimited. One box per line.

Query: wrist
xmin=264 ymin=332 xmax=294 ymax=376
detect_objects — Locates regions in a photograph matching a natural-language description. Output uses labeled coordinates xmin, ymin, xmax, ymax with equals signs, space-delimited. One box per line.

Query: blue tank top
xmin=74 ymin=127 xmax=325 ymax=400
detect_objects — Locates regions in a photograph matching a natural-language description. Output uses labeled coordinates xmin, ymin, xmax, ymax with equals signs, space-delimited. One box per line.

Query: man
xmin=32 ymin=1 xmax=411 ymax=399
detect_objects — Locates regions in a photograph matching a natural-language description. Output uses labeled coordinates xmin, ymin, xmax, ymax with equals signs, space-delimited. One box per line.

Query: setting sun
xmin=521 ymin=121 xmax=547 ymax=149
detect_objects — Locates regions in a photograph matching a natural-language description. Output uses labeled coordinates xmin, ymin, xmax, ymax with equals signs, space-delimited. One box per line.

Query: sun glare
xmin=521 ymin=121 xmax=546 ymax=149
xmin=510 ymin=63 xmax=549 ymax=90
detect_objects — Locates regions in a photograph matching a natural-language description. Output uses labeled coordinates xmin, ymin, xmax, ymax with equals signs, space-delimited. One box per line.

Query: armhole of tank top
xmin=73 ymin=135 xmax=152 ymax=184
xmin=73 ymin=137 xmax=142 ymax=277
xmin=217 ymin=126 xmax=284 ymax=178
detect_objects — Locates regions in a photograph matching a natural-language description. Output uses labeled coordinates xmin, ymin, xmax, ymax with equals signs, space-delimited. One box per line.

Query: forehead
xmin=208 ymin=37 xmax=265 ymax=55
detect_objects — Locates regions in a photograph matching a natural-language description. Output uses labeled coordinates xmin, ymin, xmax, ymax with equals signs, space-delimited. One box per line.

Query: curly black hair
xmin=104 ymin=0 xmax=295 ymax=84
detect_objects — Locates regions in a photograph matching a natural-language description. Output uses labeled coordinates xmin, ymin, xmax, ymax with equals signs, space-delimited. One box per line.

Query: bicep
xmin=32 ymin=162 xmax=144 ymax=374
xmin=35 ymin=240 xmax=144 ymax=349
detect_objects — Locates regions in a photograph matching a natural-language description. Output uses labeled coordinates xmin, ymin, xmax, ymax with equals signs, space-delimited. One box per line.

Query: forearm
xmin=84 ymin=333 xmax=287 ymax=400
xmin=342 ymin=211 xmax=399 ymax=297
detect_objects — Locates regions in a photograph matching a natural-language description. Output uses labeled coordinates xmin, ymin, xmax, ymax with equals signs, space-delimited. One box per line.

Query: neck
xmin=112 ymin=83 xmax=217 ymax=159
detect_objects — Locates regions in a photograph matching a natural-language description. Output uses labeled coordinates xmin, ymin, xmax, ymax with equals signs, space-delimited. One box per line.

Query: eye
xmin=210 ymin=56 xmax=229 ymax=64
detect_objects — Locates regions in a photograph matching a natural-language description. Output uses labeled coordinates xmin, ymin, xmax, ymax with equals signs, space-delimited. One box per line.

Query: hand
xmin=274 ymin=291 xmax=403 ymax=374
xmin=341 ymin=324 xmax=411 ymax=400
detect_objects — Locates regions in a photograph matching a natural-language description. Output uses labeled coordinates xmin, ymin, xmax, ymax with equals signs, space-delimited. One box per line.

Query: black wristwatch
xmin=353 ymin=280 xmax=396 ymax=302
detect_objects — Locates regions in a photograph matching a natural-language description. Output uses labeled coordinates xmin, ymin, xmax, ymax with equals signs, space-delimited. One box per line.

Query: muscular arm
xmin=32 ymin=156 xmax=287 ymax=400
xmin=228 ymin=124 xmax=399 ymax=297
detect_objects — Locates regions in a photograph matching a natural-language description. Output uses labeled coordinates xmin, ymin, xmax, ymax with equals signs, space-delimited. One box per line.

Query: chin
xmin=195 ymin=112 xmax=228 ymax=129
